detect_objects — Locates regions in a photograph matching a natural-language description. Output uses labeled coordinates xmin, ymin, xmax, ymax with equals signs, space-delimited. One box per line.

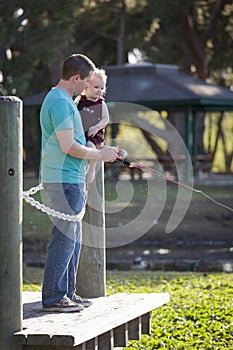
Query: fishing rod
xmin=116 ymin=149 xmax=233 ymax=213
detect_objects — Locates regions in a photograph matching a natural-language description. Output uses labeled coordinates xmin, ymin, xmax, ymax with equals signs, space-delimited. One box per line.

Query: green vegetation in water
xmin=23 ymin=269 xmax=233 ymax=349
xmin=107 ymin=271 xmax=233 ymax=349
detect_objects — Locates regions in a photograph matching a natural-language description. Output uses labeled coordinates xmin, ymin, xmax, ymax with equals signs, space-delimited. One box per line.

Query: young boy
xmin=76 ymin=68 xmax=109 ymax=183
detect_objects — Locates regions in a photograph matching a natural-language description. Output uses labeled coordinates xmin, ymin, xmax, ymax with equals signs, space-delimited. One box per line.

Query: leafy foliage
xmin=143 ymin=0 xmax=233 ymax=84
xmin=0 ymin=0 xmax=232 ymax=96
xmin=106 ymin=271 xmax=233 ymax=349
xmin=0 ymin=0 xmax=81 ymax=95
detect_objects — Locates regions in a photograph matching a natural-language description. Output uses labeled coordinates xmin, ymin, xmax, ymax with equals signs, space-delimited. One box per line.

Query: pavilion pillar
xmin=185 ymin=107 xmax=194 ymax=179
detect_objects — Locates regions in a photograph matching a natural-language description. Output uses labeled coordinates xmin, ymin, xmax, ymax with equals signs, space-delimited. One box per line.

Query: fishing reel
xmin=117 ymin=149 xmax=131 ymax=166
xmin=118 ymin=149 xmax=128 ymax=159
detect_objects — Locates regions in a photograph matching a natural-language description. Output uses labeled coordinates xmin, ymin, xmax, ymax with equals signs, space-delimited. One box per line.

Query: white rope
xmin=22 ymin=184 xmax=85 ymax=222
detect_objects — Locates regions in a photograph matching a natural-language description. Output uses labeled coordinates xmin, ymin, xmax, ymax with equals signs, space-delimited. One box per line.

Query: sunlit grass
xmin=107 ymin=271 xmax=233 ymax=349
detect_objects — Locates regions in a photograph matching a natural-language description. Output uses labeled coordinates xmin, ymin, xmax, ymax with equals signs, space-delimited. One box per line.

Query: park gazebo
xmin=104 ymin=62 xmax=233 ymax=166
xmin=23 ymin=62 xmax=233 ymax=174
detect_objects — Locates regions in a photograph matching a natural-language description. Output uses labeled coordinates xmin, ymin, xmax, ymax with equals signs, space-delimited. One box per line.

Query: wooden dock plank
xmin=26 ymin=334 xmax=51 ymax=346
xmin=14 ymin=291 xmax=170 ymax=348
xmin=141 ymin=311 xmax=152 ymax=334
xmin=98 ymin=330 xmax=114 ymax=350
xmin=113 ymin=323 xmax=128 ymax=347
xmin=128 ymin=317 xmax=141 ymax=341
xmin=51 ymin=335 xmax=76 ymax=346
xmin=85 ymin=337 xmax=98 ymax=350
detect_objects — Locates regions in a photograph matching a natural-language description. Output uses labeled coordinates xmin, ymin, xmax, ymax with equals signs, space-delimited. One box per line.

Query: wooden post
xmin=0 ymin=97 xmax=23 ymax=350
xmin=185 ymin=107 xmax=193 ymax=180
xmin=76 ymin=161 xmax=106 ymax=298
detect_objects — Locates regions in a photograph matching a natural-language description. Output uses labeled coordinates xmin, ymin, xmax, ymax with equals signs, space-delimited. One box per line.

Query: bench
xmin=14 ymin=291 xmax=170 ymax=350
xmin=158 ymin=154 xmax=212 ymax=177
xmin=192 ymin=155 xmax=212 ymax=177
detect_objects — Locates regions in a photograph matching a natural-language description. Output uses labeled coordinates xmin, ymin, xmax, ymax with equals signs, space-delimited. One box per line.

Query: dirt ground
xmin=23 ymin=174 xmax=233 ymax=272
xmin=104 ymin=177 xmax=233 ymax=271
xmin=105 ymin=198 xmax=233 ymax=272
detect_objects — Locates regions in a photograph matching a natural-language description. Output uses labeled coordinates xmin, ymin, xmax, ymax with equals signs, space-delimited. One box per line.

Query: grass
xmin=23 ymin=269 xmax=233 ymax=349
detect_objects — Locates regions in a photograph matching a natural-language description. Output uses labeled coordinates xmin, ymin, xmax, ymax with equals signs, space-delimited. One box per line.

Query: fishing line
xmin=116 ymin=149 xmax=233 ymax=213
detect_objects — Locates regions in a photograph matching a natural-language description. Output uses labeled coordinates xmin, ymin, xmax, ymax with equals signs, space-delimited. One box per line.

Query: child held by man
xmin=75 ymin=68 xmax=109 ymax=183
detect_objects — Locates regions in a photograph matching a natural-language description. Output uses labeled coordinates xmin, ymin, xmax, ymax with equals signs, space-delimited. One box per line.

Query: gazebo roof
xmin=23 ymin=91 xmax=48 ymax=107
xmin=23 ymin=62 xmax=233 ymax=111
xmin=104 ymin=63 xmax=233 ymax=111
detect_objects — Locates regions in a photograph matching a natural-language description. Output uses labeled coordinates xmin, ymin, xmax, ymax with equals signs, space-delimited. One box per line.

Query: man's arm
xmin=56 ymin=129 xmax=117 ymax=161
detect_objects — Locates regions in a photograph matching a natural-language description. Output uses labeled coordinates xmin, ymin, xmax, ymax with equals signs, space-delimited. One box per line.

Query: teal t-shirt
xmin=40 ymin=88 xmax=88 ymax=183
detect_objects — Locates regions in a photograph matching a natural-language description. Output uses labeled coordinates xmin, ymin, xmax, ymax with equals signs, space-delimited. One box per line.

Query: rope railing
xmin=22 ymin=184 xmax=85 ymax=222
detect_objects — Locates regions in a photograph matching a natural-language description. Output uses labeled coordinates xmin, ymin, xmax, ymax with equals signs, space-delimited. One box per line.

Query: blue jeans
xmin=42 ymin=183 xmax=87 ymax=307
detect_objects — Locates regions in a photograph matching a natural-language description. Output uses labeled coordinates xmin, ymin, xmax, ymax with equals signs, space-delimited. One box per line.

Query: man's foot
xmin=71 ymin=294 xmax=93 ymax=307
xmin=43 ymin=297 xmax=84 ymax=312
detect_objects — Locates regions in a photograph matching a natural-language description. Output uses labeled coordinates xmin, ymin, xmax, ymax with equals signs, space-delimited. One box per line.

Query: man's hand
xmin=99 ymin=146 xmax=118 ymax=162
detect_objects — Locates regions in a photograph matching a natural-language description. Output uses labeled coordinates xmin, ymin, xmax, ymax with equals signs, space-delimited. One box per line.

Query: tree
xmin=73 ymin=0 xmax=148 ymax=66
xmin=0 ymin=0 xmax=81 ymax=96
xmin=140 ymin=0 xmax=233 ymax=86
xmin=1 ymin=0 xmax=232 ymax=172
xmin=1 ymin=0 xmax=232 ymax=96
xmin=133 ymin=0 xmax=233 ymax=171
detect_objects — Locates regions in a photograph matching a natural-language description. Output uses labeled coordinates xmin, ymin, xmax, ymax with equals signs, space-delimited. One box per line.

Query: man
xmin=40 ymin=54 xmax=117 ymax=312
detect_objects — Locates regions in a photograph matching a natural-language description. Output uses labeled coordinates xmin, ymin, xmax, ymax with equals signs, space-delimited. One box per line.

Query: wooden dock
xmin=14 ymin=291 xmax=170 ymax=350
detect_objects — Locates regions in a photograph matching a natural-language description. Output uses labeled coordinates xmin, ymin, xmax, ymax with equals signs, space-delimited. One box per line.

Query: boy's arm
xmin=88 ymin=101 xmax=109 ymax=136
xmin=99 ymin=101 xmax=110 ymax=126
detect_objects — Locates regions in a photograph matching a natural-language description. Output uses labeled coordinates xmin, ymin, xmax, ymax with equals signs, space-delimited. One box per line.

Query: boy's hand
xmin=87 ymin=126 xmax=99 ymax=137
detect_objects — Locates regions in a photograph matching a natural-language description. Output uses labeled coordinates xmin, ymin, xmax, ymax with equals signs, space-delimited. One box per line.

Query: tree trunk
xmin=211 ymin=112 xmax=224 ymax=163
xmin=117 ymin=0 xmax=126 ymax=65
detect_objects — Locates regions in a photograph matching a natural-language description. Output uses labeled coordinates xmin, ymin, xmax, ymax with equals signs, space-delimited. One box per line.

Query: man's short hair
xmin=62 ymin=54 xmax=96 ymax=80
